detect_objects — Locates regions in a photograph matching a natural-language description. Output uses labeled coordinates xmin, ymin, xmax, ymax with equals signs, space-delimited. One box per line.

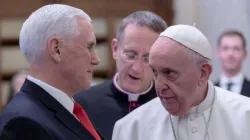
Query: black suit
xmin=74 ymin=80 xmax=156 ymax=140
xmin=214 ymin=78 xmax=250 ymax=98
xmin=0 ymin=79 xmax=103 ymax=140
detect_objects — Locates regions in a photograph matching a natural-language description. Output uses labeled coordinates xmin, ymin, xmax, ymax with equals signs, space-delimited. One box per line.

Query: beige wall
xmin=3 ymin=1 xmax=250 ymax=104
xmin=174 ymin=0 xmax=250 ymax=81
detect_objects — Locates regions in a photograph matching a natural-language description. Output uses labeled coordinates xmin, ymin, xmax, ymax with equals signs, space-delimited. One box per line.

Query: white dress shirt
xmin=27 ymin=75 xmax=74 ymax=114
xmin=113 ymin=73 xmax=153 ymax=101
xmin=112 ymin=81 xmax=250 ymax=140
xmin=219 ymin=72 xmax=244 ymax=94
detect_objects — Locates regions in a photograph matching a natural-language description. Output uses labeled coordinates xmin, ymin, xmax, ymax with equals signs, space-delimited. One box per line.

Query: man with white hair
xmin=0 ymin=4 xmax=101 ymax=140
xmin=112 ymin=25 xmax=250 ymax=140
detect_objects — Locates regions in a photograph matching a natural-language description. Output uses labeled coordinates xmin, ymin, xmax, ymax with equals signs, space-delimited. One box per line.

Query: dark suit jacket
xmin=214 ymin=78 xmax=250 ymax=98
xmin=74 ymin=80 xmax=156 ymax=140
xmin=0 ymin=79 xmax=102 ymax=140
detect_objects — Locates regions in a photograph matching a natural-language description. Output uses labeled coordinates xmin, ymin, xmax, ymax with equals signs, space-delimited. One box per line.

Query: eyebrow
xmin=123 ymin=49 xmax=149 ymax=56
xmin=123 ymin=49 xmax=137 ymax=53
xmin=149 ymin=65 xmax=178 ymax=73
xmin=163 ymin=67 xmax=177 ymax=72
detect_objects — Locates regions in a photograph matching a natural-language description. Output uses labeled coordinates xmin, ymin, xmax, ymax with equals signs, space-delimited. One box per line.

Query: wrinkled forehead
xmin=121 ymin=42 xmax=152 ymax=55
xmin=149 ymin=37 xmax=189 ymax=66
xmin=220 ymin=35 xmax=244 ymax=47
xmin=150 ymin=37 xmax=187 ymax=55
xmin=120 ymin=24 xmax=159 ymax=54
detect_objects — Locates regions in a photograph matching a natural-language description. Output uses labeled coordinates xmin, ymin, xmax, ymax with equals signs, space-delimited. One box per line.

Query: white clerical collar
xmin=113 ymin=73 xmax=153 ymax=101
xmin=189 ymin=81 xmax=215 ymax=114
xmin=220 ymin=72 xmax=244 ymax=86
xmin=27 ymin=75 xmax=74 ymax=114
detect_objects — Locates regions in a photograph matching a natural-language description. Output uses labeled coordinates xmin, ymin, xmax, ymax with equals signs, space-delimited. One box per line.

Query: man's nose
xmin=92 ymin=52 xmax=100 ymax=65
xmin=131 ymin=59 xmax=144 ymax=73
xmin=155 ymin=75 xmax=168 ymax=91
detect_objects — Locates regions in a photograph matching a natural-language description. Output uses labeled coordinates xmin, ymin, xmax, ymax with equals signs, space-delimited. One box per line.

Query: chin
xmin=225 ymin=67 xmax=237 ymax=72
xmin=166 ymin=108 xmax=185 ymax=116
xmin=161 ymin=101 xmax=184 ymax=116
xmin=123 ymin=85 xmax=140 ymax=93
xmin=224 ymin=64 xmax=236 ymax=69
xmin=164 ymin=107 xmax=179 ymax=116
xmin=81 ymin=83 xmax=91 ymax=90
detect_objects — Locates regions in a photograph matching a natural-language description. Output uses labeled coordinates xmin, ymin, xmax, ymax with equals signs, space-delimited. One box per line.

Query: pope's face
xmin=149 ymin=37 xmax=202 ymax=116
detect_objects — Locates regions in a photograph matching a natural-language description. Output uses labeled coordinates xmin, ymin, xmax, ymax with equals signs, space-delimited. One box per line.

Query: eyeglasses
xmin=119 ymin=50 xmax=149 ymax=65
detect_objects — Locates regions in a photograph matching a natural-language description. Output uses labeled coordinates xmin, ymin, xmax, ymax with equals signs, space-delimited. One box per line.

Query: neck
xmin=29 ymin=64 xmax=74 ymax=97
xmin=116 ymin=73 xmax=152 ymax=94
xmin=192 ymin=84 xmax=208 ymax=107
xmin=222 ymin=68 xmax=241 ymax=78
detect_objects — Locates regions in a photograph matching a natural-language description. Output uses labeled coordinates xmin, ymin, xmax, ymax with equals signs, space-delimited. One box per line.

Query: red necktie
xmin=73 ymin=102 xmax=101 ymax=140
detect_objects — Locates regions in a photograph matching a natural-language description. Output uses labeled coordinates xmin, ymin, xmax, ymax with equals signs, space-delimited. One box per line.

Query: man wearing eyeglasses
xmin=74 ymin=11 xmax=167 ymax=140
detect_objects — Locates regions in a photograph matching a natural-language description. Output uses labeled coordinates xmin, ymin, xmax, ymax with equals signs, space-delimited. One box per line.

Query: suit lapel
xmin=55 ymin=108 xmax=95 ymax=140
xmin=241 ymin=78 xmax=250 ymax=97
xmin=80 ymin=105 xmax=105 ymax=139
xmin=214 ymin=81 xmax=220 ymax=87
xmin=21 ymin=79 xmax=96 ymax=140
xmin=215 ymin=78 xmax=250 ymax=98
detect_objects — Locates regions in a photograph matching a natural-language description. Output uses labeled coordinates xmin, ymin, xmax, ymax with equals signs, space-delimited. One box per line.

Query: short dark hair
xmin=116 ymin=11 xmax=167 ymax=45
xmin=218 ymin=30 xmax=246 ymax=49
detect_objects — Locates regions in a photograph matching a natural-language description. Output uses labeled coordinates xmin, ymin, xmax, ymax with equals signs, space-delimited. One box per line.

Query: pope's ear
xmin=198 ymin=63 xmax=212 ymax=86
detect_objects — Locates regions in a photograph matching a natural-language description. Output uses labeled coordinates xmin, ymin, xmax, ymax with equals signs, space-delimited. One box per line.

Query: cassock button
xmin=191 ymin=127 xmax=198 ymax=133
xmin=190 ymin=115 xmax=195 ymax=121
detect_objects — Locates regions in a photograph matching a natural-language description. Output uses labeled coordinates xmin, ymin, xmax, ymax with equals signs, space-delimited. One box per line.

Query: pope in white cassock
xmin=112 ymin=24 xmax=250 ymax=140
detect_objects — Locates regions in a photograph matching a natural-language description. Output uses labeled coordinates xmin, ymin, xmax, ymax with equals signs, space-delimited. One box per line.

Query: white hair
xmin=185 ymin=48 xmax=212 ymax=67
xmin=19 ymin=4 xmax=91 ymax=63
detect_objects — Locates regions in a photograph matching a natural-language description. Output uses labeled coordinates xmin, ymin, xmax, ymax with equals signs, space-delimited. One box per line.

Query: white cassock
xmin=112 ymin=81 xmax=250 ymax=140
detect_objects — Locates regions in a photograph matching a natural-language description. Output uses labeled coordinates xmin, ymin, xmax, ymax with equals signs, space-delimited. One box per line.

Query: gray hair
xmin=185 ymin=48 xmax=212 ymax=67
xmin=116 ymin=11 xmax=167 ymax=45
xmin=19 ymin=4 xmax=91 ymax=63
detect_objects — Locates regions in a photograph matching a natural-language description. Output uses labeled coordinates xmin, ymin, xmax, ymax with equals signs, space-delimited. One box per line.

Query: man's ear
xmin=111 ymin=38 xmax=119 ymax=60
xmin=47 ymin=38 xmax=61 ymax=63
xmin=198 ymin=63 xmax=212 ymax=86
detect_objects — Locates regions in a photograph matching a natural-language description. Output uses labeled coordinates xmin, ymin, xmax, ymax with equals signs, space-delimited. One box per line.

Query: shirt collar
xmin=189 ymin=80 xmax=215 ymax=114
xmin=27 ymin=75 xmax=74 ymax=114
xmin=113 ymin=73 xmax=153 ymax=101
xmin=220 ymin=72 xmax=244 ymax=85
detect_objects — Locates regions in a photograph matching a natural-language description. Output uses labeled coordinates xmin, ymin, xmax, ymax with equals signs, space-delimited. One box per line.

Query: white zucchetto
xmin=160 ymin=24 xmax=212 ymax=59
